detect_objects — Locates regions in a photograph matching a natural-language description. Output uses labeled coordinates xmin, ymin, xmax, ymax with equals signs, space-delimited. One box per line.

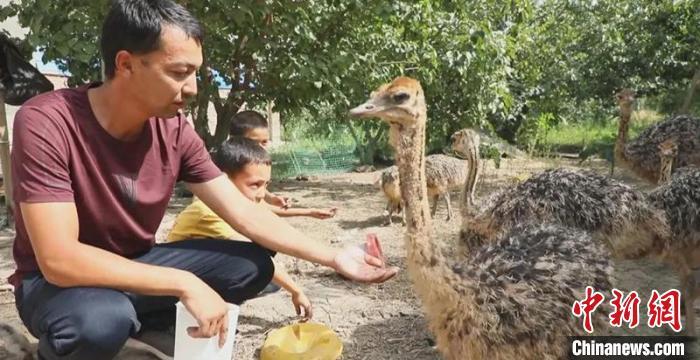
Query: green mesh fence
xmin=270 ymin=143 xmax=359 ymax=179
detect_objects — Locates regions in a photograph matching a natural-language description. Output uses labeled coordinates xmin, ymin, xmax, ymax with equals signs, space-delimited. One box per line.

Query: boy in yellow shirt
xmin=168 ymin=137 xmax=336 ymax=320
xmin=229 ymin=110 xmax=291 ymax=210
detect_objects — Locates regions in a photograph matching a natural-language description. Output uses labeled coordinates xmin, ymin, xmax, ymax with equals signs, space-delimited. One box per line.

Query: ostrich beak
xmin=349 ymin=100 xmax=383 ymax=118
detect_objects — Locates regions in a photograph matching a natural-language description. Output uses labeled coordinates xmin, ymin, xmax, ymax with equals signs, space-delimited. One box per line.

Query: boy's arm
xmin=264 ymin=190 xmax=289 ymax=209
xmin=271 ymin=260 xmax=302 ymax=295
xmin=269 ymin=206 xmax=312 ymax=217
xmin=269 ymin=204 xmax=337 ymax=219
xmin=271 ymin=261 xmax=313 ymax=320
xmin=189 ymin=175 xmax=397 ymax=283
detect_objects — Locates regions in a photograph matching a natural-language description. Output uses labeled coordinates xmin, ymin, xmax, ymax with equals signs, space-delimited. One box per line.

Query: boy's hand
xmin=291 ymin=291 xmax=313 ymax=321
xmin=268 ymin=194 xmax=290 ymax=209
xmin=309 ymin=207 xmax=338 ymax=219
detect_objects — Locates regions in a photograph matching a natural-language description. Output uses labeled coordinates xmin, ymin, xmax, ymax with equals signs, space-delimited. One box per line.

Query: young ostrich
xmin=350 ymin=77 xmax=613 ymax=360
xmin=450 ymin=128 xmax=669 ymax=260
xmin=614 ymin=89 xmax=700 ymax=184
xmin=648 ymin=139 xmax=700 ymax=336
xmin=425 ymin=154 xmax=469 ymax=220
xmin=378 ymin=165 xmax=404 ymax=224
xmin=379 ymin=155 xmax=468 ymax=224
xmin=657 ymin=139 xmax=679 ymax=184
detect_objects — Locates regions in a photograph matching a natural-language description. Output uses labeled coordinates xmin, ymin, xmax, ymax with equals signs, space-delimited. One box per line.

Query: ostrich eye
xmin=392 ymin=92 xmax=410 ymax=103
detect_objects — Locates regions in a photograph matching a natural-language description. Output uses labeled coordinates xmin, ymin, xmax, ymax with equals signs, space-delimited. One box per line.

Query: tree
xmin=0 ymin=1 xmax=524 ymax=158
xmin=2 ymin=0 xmax=697 ymax=163
xmin=0 ymin=1 xmax=407 ymax=158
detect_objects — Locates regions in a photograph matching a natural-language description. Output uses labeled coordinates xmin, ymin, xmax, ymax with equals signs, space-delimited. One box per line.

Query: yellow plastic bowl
xmin=260 ymin=323 xmax=343 ymax=360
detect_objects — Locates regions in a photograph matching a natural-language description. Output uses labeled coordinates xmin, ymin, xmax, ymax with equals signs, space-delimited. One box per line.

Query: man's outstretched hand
xmin=332 ymin=235 xmax=398 ymax=283
xmin=363 ymin=233 xmax=385 ymax=264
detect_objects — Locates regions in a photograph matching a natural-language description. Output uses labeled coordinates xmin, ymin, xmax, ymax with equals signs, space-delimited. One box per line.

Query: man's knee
xmin=217 ymin=244 xmax=275 ymax=304
xmin=38 ymin=291 xmax=137 ymax=359
xmin=245 ymin=245 xmax=275 ymax=291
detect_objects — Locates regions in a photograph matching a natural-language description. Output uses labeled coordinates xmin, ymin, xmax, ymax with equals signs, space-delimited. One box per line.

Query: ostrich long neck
xmin=391 ymin=119 xmax=435 ymax=266
xmin=658 ymin=153 xmax=675 ymax=184
xmin=393 ymin=115 xmax=470 ymax=332
xmin=461 ymin=140 xmax=482 ymax=218
xmin=615 ymin=103 xmax=632 ymax=163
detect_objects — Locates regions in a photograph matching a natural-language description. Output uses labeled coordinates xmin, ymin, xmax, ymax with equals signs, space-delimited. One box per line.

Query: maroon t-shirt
xmin=8 ymin=84 xmax=222 ymax=287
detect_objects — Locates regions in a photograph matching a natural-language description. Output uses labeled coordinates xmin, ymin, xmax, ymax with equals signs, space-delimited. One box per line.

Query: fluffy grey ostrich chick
xmin=379 ymin=154 xmax=468 ymax=224
xmin=450 ymin=128 xmax=669 ymax=260
xmin=648 ymin=138 xmax=700 ymax=336
xmin=614 ymin=89 xmax=700 ymax=184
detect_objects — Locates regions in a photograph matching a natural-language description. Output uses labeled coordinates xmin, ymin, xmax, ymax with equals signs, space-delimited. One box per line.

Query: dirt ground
xmin=0 ymin=156 xmax=698 ymax=359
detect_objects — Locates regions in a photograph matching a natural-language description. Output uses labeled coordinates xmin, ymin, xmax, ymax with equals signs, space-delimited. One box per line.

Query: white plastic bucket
xmin=174 ymin=301 xmax=240 ymax=360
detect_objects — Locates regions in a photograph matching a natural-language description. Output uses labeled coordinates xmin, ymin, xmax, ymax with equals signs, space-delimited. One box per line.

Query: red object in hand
xmin=365 ymin=233 xmax=386 ymax=266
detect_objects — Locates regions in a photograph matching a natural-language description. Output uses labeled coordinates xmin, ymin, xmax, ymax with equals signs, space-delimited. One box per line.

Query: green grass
xmin=541 ymin=109 xmax=663 ymax=160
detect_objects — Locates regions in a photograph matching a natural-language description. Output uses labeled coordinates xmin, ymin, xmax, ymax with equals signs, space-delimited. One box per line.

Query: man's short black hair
xmin=101 ymin=0 xmax=203 ymax=78
xmin=213 ymin=137 xmax=271 ymax=175
xmin=229 ymin=110 xmax=269 ymax=137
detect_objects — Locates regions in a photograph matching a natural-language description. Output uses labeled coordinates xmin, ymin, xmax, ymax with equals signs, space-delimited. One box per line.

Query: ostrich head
xmin=657 ymin=138 xmax=679 ymax=184
xmin=349 ymin=76 xmax=432 ymax=240
xmin=658 ymin=138 xmax=679 ymax=158
xmin=349 ymin=77 xmax=426 ymax=127
xmin=615 ymin=89 xmax=636 ymax=115
xmin=450 ymin=129 xmax=481 ymax=160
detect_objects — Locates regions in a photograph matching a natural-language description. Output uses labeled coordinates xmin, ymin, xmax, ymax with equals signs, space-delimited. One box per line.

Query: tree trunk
xmin=345 ymin=122 xmax=369 ymax=164
xmin=366 ymin=126 xmax=386 ymax=164
xmin=680 ymin=68 xmax=700 ymax=114
xmin=346 ymin=122 xmax=386 ymax=165
xmin=0 ymin=92 xmax=14 ymax=226
xmin=192 ymin=75 xmax=214 ymax=145
xmin=190 ymin=66 xmax=250 ymax=149
xmin=210 ymin=99 xmax=239 ymax=148
xmin=362 ymin=142 xmax=377 ymax=165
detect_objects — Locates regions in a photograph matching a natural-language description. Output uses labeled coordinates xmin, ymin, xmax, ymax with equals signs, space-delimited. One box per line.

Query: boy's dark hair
xmin=101 ymin=0 xmax=203 ymax=78
xmin=229 ymin=110 xmax=268 ymax=137
xmin=213 ymin=136 xmax=271 ymax=174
